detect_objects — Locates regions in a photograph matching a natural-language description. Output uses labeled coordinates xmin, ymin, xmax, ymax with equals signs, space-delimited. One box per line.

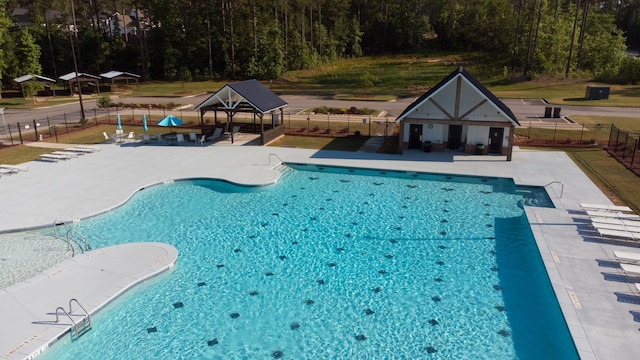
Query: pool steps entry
xmin=55 ymin=298 xmax=92 ymax=340
xmin=53 ymin=220 xmax=91 ymax=257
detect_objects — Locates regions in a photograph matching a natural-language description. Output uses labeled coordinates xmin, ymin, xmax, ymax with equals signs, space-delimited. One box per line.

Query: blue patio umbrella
xmin=157 ymin=114 xmax=183 ymax=127
xmin=116 ymin=113 xmax=122 ymax=130
xmin=142 ymin=114 xmax=148 ymax=133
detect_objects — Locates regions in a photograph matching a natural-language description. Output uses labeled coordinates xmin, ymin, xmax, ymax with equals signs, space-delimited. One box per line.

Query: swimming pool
xmin=39 ymin=164 xmax=577 ymax=359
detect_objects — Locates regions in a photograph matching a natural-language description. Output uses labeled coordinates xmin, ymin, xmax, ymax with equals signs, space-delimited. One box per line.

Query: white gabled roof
xmin=100 ymin=71 xmax=141 ymax=79
xmin=59 ymin=72 xmax=101 ymax=81
xmin=396 ymin=67 xmax=519 ymax=126
xmin=14 ymin=74 xmax=56 ymax=83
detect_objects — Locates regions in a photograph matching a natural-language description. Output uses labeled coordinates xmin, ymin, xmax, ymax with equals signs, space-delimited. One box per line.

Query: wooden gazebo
xmin=13 ymin=74 xmax=57 ymax=97
xmin=59 ymin=72 xmax=101 ymax=95
xmin=194 ymin=79 xmax=287 ymax=144
xmin=100 ymin=71 xmax=141 ymax=90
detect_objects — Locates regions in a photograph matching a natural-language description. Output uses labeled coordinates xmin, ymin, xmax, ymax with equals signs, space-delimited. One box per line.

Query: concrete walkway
xmin=1 ymin=141 xmax=639 ymax=359
xmin=0 ymin=242 xmax=178 ymax=360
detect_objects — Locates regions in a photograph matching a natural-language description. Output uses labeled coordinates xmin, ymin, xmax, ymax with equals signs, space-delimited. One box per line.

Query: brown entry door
xmin=489 ymin=127 xmax=504 ymax=154
xmin=448 ymin=125 xmax=462 ymax=150
xmin=409 ymin=124 xmax=423 ymax=149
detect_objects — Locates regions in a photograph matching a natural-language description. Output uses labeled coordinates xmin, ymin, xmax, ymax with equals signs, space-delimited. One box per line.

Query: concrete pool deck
xmin=0 ymin=141 xmax=639 ymax=359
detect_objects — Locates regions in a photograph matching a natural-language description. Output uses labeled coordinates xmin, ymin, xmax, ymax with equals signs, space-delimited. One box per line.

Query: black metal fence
xmin=514 ymin=122 xmax=612 ymax=147
xmin=608 ymin=124 xmax=640 ymax=173
xmin=2 ymin=107 xmax=112 ymax=145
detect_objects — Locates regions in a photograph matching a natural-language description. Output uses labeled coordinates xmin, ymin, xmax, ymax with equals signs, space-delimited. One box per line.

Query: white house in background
xmin=396 ymin=66 xmax=520 ymax=161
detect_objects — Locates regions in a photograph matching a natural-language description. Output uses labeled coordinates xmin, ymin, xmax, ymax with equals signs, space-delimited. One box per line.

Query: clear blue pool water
xmin=40 ymin=164 xmax=576 ymax=359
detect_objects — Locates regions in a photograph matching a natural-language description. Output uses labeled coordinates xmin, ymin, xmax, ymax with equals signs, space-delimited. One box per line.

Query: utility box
xmin=585 ymin=86 xmax=610 ymax=100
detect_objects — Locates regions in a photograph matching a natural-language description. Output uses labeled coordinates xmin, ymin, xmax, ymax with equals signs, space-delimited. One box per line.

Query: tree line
xmin=1 ymin=0 xmax=639 ymax=89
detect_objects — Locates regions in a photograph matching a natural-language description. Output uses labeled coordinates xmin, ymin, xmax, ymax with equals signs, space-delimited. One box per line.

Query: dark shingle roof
xmin=195 ymin=79 xmax=287 ymax=114
xmin=396 ymin=67 xmax=519 ymax=126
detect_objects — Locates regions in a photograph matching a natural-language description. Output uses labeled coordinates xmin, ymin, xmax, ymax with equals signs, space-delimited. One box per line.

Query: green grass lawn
xmin=268 ymin=135 xmax=368 ymax=151
xmin=565 ymin=148 xmax=640 ymax=212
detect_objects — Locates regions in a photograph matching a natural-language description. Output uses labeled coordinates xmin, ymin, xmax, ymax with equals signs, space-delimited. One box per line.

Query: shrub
xmin=97 ymin=96 xmax=112 ymax=108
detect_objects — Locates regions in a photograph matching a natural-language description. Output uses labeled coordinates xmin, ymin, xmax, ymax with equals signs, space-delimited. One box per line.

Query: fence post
xmin=47 ymin=117 xmax=52 ymax=137
xmin=8 ymin=123 xmax=14 ymax=145
xmin=580 ymin=123 xmax=584 ymax=145
xmin=622 ymin=132 xmax=630 ymax=158
xmin=327 ymin=113 xmax=330 ymax=134
xmin=630 ymin=138 xmax=638 ymax=168
xmin=64 ymin=113 xmax=69 ymax=133
xmin=107 ymin=107 xmax=110 ymax=124
xmin=17 ymin=122 xmax=23 ymax=144
xmin=347 ymin=115 xmax=350 ymax=135
xmin=94 ymin=108 xmax=98 ymax=126
xmin=33 ymin=119 xmax=39 ymax=141
xmin=54 ymin=126 xmax=59 ymax=143
xmin=528 ymin=121 xmax=532 ymax=142
xmin=614 ymin=125 xmax=621 ymax=152
xmin=552 ymin=120 xmax=557 ymax=147
xmin=368 ymin=116 xmax=371 ymax=137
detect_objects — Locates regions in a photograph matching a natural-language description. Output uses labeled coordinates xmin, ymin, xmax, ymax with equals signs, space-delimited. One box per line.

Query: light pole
xmin=69 ymin=0 xmax=85 ymax=120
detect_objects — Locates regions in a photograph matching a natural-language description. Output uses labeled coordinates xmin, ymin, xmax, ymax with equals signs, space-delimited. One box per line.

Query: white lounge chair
xmin=580 ymin=203 xmax=633 ymax=212
xmin=0 ymin=167 xmax=16 ymax=176
xmin=39 ymin=154 xmax=69 ymax=162
xmin=636 ymin=283 xmax=640 ymax=293
xmin=76 ymin=145 xmax=100 ymax=152
xmin=142 ymin=134 xmax=152 ymax=143
xmin=586 ymin=210 xmax=640 ymax=220
xmin=593 ymin=221 xmax=640 ymax=233
xmin=127 ymin=131 xmax=136 ymax=142
xmin=0 ymin=164 xmax=27 ymax=172
xmin=65 ymin=147 xmax=93 ymax=154
xmin=103 ymin=132 xmax=113 ymax=143
xmin=621 ymin=263 xmax=640 ymax=276
xmin=232 ymin=126 xmax=240 ymax=135
xmin=208 ymin=128 xmax=223 ymax=142
xmin=51 ymin=151 xmax=77 ymax=158
xmin=176 ymin=133 xmax=186 ymax=145
xmin=199 ymin=135 xmax=206 ymax=146
xmin=189 ymin=132 xmax=198 ymax=143
xmin=614 ymin=251 xmax=640 ymax=264
xmin=589 ymin=217 xmax=640 ymax=227
xmin=598 ymin=228 xmax=640 ymax=240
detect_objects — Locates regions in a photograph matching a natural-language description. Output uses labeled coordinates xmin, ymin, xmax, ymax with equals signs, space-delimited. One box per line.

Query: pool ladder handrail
xmin=55 ymin=298 xmax=92 ymax=340
xmin=268 ymin=153 xmax=285 ymax=167
xmin=66 ymin=228 xmax=90 ymax=255
xmin=544 ymin=181 xmax=564 ymax=198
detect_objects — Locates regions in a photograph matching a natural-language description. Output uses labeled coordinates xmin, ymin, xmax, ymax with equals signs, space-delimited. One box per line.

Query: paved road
xmin=2 ymin=93 xmax=639 ymax=136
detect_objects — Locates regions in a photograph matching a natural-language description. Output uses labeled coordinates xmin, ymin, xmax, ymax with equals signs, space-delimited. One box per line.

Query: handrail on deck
xmin=544 ymin=181 xmax=564 ymax=198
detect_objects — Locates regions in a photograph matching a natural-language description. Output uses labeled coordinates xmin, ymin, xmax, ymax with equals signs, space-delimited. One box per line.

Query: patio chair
xmin=142 ymin=134 xmax=152 ymax=143
xmin=232 ymin=126 xmax=240 ymax=135
xmin=581 ymin=203 xmax=633 ymax=213
xmin=208 ymin=128 xmax=223 ymax=142
xmin=189 ymin=132 xmax=198 ymax=143
xmin=176 ymin=133 xmax=186 ymax=145
xmin=199 ymin=135 xmax=206 ymax=146
xmin=103 ymin=132 xmax=113 ymax=143
xmin=127 ymin=131 xmax=136 ymax=142
xmin=156 ymin=133 xmax=165 ymax=144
